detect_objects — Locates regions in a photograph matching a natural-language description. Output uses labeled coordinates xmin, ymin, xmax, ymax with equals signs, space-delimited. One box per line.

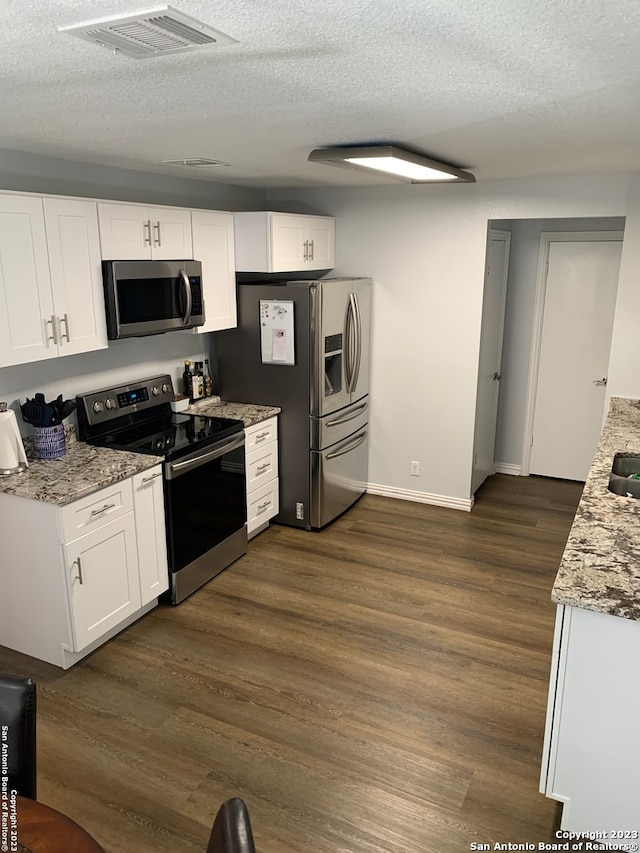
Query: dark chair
xmin=207 ymin=798 xmax=256 ymax=853
xmin=0 ymin=672 xmax=37 ymax=799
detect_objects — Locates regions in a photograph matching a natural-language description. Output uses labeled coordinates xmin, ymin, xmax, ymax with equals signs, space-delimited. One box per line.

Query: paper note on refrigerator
xmin=272 ymin=328 xmax=287 ymax=361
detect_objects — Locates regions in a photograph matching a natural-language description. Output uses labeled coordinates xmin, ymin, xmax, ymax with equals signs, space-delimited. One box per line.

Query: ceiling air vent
xmin=162 ymin=158 xmax=231 ymax=167
xmin=58 ymin=5 xmax=237 ymax=60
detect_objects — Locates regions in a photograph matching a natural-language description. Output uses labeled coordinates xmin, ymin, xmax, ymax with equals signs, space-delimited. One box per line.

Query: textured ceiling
xmin=3 ymin=0 xmax=640 ymax=188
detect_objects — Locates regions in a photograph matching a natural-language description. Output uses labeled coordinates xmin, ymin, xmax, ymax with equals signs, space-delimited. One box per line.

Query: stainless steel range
xmin=76 ymin=374 xmax=247 ymax=604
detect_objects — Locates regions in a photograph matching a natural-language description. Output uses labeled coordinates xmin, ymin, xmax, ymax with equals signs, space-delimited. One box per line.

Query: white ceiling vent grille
xmin=58 ymin=5 xmax=237 ymax=60
xmin=162 ymin=158 xmax=231 ymax=167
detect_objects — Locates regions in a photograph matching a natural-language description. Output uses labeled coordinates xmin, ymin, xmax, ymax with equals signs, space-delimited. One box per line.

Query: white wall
xmin=494 ymin=216 xmax=626 ymax=471
xmin=0 ymin=150 xmax=266 ymax=435
xmin=0 ymin=333 xmax=213 ymax=439
xmin=269 ymin=175 xmax=630 ymax=504
xmin=608 ymin=175 xmax=640 ymax=399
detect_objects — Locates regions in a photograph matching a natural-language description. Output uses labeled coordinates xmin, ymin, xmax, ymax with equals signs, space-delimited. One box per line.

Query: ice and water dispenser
xmin=324 ymin=333 xmax=343 ymax=397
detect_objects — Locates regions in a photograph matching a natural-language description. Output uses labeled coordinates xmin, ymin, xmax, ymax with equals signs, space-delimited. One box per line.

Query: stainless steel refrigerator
xmin=216 ymin=277 xmax=371 ymax=530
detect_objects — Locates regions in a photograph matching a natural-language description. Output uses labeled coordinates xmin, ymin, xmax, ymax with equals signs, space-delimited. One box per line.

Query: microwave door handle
xmin=180 ymin=269 xmax=193 ymax=325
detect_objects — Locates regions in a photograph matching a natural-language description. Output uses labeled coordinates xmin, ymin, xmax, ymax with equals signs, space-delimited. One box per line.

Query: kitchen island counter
xmin=552 ymin=395 xmax=640 ymax=621
xmin=0 ymin=432 xmax=159 ymax=506
xmin=188 ymin=399 xmax=281 ymax=426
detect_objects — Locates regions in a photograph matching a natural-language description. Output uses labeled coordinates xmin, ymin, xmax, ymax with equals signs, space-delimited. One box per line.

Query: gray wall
xmin=0 ymin=148 xmax=265 ymax=210
xmin=494 ymin=216 xmax=626 ymax=470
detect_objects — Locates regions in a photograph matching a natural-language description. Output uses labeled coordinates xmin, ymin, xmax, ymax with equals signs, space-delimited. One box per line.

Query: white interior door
xmin=471 ymin=230 xmax=510 ymax=494
xmin=529 ymin=235 xmax=622 ymax=481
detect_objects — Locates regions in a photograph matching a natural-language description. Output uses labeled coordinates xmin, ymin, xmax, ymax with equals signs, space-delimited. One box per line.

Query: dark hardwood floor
xmin=0 ymin=474 xmax=583 ymax=853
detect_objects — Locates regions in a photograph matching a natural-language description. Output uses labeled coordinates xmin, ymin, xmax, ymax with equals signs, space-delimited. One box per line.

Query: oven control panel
xmin=77 ymin=374 xmax=175 ymax=431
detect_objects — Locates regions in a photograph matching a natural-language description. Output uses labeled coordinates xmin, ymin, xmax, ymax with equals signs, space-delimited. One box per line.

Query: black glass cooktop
xmin=92 ymin=412 xmax=243 ymax=459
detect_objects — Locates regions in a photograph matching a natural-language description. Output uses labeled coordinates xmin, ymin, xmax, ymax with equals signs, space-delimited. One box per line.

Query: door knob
xmin=493 ymin=372 xmax=502 ymax=381
xmin=592 ymin=377 xmax=608 ymax=386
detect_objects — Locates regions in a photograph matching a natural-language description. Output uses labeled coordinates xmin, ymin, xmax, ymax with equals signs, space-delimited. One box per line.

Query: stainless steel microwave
xmin=102 ymin=259 xmax=205 ymax=339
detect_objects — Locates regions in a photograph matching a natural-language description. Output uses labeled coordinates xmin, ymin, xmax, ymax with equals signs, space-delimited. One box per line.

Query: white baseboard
xmin=365 ymin=483 xmax=473 ymax=512
xmin=493 ymin=463 xmax=522 ymax=476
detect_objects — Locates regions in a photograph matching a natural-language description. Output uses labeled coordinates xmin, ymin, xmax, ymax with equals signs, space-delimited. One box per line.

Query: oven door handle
xmin=165 ymin=433 xmax=245 ymax=480
xmin=180 ymin=269 xmax=193 ymax=325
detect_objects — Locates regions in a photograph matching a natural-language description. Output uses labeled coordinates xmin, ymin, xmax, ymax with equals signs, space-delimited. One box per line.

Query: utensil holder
xmin=32 ymin=425 xmax=66 ymax=459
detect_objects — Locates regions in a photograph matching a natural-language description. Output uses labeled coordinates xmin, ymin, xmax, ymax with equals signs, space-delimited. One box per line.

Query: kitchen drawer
xmin=245 ymin=417 xmax=278 ymax=453
xmin=247 ymin=477 xmax=279 ymax=534
xmin=59 ymin=479 xmax=134 ymax=542
xmin=246 ymin=441 xmax=278 ymax=492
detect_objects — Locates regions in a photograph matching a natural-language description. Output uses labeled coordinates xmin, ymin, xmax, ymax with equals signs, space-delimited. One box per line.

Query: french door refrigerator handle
xmin=326 ymin=401 xmax=368 ymax=427
xmin=180 ymin=269 xmax=193 ymax=325
xmin=344 ymin=298 xmax=354 ymax=392
xmin=325 ymin=429 xmax=367 ymax=460
xmin=351 ymin=292 xmax=362 ymax=392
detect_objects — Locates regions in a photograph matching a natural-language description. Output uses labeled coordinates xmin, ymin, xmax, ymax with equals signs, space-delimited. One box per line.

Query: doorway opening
xmin=474 ymin=215 xmax=626 ymax=491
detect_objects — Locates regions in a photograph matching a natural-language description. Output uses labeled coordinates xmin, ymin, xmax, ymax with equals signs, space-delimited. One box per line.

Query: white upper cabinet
xmin=98 ymin=202 xmax=193 ymax=260
xmin=234 ymin=211 xmax=335 ymax=273
xmin=0 ymin=194 xmax=107 ymax=367
xmin=191 ymin=210 xmax=237 ymax=332
xmin=43 ymin=198 xmax=107 ymax=358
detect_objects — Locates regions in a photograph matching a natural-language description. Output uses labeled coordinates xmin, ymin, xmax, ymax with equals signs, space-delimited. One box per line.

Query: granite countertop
xmin=188 ymin=399 xmax=281 ymax=427
xmin=552 ymin=396 xmax=640 ymax=621
xmin=0 ymin=430 xmax=160 ymax=507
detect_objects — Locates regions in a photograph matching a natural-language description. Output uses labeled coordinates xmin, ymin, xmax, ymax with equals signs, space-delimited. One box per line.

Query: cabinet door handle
xmin=59 ymin=313 xmax=71 ymax=343
xmin=143 ymin=220 xmax=152 ymax=247
xmin=153 ymin=221 xmax=161 ymax=246
xmin=309 ymin=239 xmax=314 ymax=261
xmin=303 ymin=240 xmax=309 ymax=261
xmin=90 ymin=502 xmax=116 ymax=516
xmin=46 ymin=316 xmax=58 ymax=346
xmin=142 ymin=471 xmax=162 ymax=484
xmin=74 ymin=557 xmax=83 ymax=585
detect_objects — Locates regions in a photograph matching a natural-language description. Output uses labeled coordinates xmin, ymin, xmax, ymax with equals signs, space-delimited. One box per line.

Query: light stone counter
xmin=0 ymin=430 xmax=159 ymax=506
xmin=552 ymin=396 xmax=640 ymax=621
xmin=188 ymin=399 xmax=281 ymax=427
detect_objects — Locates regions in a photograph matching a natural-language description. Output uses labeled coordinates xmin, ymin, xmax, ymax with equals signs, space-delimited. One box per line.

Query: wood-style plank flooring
xmin=0 ymin=474 xmax=583 ymax=853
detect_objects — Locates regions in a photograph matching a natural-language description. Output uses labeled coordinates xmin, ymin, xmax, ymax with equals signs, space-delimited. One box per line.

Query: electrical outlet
xmin=411 ymin=460 xmax=420 ymax=476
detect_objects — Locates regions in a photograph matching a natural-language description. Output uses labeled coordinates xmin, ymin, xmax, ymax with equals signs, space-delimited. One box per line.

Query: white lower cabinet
xmin=64 ymin=514 xmax=141 ymax=652
xmin=245 ymin=417 xmax=279 ymax=538
xmin=132 ymin=467 xmax=169 ymax=605
xmin=0 ymin=466 xmax=167 ymax=669
xmin=540 ymin=604 xmax=640 ymax=832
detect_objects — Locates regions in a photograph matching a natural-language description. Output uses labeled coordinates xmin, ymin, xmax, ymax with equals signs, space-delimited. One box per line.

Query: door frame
xmin=521 ymin=230 xmax=624 ymax=475
xmin=471 ymin=228 xmax=511 ymax=495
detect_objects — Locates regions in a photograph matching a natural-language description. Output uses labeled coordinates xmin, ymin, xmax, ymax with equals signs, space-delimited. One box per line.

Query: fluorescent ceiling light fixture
xmin=308 ymin=146 xmax=475 ymax=183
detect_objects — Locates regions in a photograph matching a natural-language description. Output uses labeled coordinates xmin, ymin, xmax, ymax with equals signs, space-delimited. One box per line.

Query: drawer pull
xmin=90 ymin=502 xmax=116 ymax=516
xmin=255 ymin=431 xmax=269 ymax=442
xmin=257 ymin=501 xmax=271 ymax=514
xmin=74 ymin=557 xmax=83 ymax=585
xmin=142 ymin=472 xmax=162 ymax=484
xmin=256 ymin=463 xmax=270 ymax=474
